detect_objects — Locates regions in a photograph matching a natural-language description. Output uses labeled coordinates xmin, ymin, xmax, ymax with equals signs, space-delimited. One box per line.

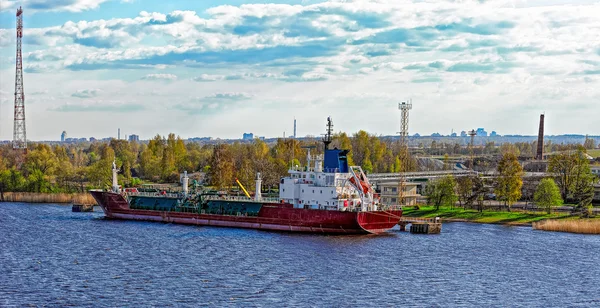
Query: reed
xmin=2 ymin=192 xmax=97 ymax=205
xmin=533 ymin=219 xmax=600 ymax=234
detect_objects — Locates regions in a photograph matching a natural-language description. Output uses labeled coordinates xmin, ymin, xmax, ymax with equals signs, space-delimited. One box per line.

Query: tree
xmin=534 ymin=178 xmax=563 ymax=214
xmin=583 ymin=136 xmax=596 ymax=150
xmin=425 ymin=175 xmax=457 ymax=210
xmin=455 ymin=176 xmax=473 ymax=208
xmin=571 ymin=151 xmax=595 ymax=210
xmin=208 ymin=144 xmax=234 ymax=190
xmin=362 ymin=148 xmax=373 ymax=174
xmin=495 ymin=152 xmax=523 ymax=211
xmin=548 ymin=149 xmax=595 ymax=206
xmin=548 ymin=152 xmax=577 ymax=200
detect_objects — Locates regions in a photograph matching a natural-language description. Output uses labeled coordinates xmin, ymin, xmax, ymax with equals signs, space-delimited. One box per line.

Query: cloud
xmin=71 ymin=89 xmax=101 ymax=98
xmin=50 ymin=102 xmax=145 ymax=112
xmin=203 ymin=93 xmax=253 ymax=101
xmin=141 ymin=73 xmax=177 ymax=81
xmin=1 ymin=0 xmax=109 ymax=12
xmin=412 ymin=76 xmax=443 ymax=83
xmin=175 ymin=92 xmax=254 ymax=115
xmin=24 ymin=63 xmax=51 ymax=73
xmin=192 ymin=74 xmax=224 ymax=82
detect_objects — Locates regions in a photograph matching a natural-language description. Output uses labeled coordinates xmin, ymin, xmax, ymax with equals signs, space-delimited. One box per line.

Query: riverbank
xmin=402 ymin=206 xmax=600 ymax=234
xmin=402 ymin=206 xmax=574 ymax=226
xmin=0 ymin=192 xmax=96 ymax=205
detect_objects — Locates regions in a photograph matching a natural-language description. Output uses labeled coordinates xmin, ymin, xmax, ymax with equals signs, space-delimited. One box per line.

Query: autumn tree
xmin=534 ymin=178 xmax=563 ymax=214
xmin=24 ymin=144 xmax=59 ymax=192
xmin=208 ymin=144 xmax=234 ymax=190
xmin=495 ymin=152 xmax=523 ymax=211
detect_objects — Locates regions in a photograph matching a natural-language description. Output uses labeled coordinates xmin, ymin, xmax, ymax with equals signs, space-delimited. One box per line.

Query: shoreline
xmin=402 ymin=206 xmax=600 ymax=234
xmin=0 ymin=192 xmax=97 ymax=205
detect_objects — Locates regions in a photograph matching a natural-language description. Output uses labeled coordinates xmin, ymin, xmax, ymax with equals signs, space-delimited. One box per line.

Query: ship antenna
xmin=322 ymin=116 xmax=333 ymax=150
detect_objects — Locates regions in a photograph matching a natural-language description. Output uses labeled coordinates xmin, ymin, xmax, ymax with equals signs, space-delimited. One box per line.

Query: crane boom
xmin=236 ymin=179 xmax=251 ymax=198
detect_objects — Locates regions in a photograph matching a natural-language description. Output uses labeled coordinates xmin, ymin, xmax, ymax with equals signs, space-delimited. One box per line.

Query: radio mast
xmin=13 ymin=6 xmax=27 ymax=152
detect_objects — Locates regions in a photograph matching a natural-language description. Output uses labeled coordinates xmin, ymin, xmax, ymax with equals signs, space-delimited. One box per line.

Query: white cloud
xmin=72 ymin=89 xmax=101 ymax=98
xmin=2 ymin=0 xmax=600 ymax=140
xmin=0 ymin=0 xmax=110 ymax=13
xmin=192 ymin=74 xmax=224 ymax=82
xmin=142 ymin=73 xmax=178 ymax=81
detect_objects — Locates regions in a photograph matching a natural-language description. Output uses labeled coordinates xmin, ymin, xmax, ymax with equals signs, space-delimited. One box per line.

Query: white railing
xmin=126 ymin=191 xmax=181 ymax=198
xmin=202 ymin=195 xmax=281 ymax=203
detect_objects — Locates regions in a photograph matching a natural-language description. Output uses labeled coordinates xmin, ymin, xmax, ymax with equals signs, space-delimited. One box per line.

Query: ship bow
xmin=356 ymin=210 xmax=402 ymax=234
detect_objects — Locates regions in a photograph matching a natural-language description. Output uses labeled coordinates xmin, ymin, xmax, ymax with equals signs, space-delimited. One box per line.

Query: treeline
xmin=419 ymin=136 xmax=597 ymax=157
xmin=0 ymin=131 xmax=597 ymax=196
xmin=425 ymin=147 xmax=598 ymax=213
xmin=0 ymin=131 xmax=416 ymax=194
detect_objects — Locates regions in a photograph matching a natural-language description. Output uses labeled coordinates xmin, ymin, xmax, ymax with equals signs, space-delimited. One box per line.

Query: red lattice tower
xmin=13 ymin=6 xmax=27 ymax=152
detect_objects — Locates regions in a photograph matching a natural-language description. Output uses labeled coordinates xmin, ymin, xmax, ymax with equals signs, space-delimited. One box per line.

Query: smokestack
xmin=293 ymin=118 xmax=297 ymax=139
xmin=536 ymin=114 xmax=544 ymax=160
xmin=118 ymin=128 xmax=121 ymax=140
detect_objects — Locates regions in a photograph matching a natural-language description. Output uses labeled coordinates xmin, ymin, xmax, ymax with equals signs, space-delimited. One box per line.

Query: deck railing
xmin=202 ymin=195 xmax=281 ymax=203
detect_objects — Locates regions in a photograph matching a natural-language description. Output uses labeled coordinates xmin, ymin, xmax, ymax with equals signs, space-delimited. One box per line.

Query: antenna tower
xmin=468 ymin=129 xmax=476 ymax=169
xmin=398 ymin=100 xmax=412 ymax=148
xmin=13 ymin=7 xmax=27 ymax=152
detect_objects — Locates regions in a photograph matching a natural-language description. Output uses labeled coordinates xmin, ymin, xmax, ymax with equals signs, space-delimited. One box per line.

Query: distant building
xmin=243 ymin=133 xmax=254 ymax=141
xmin=476 ymin=128 xmax=488 ymax=137
xmin=431 ymin=132 xmax=442 ymax=137
xmin=64 ymin=137 xmax=87 ymax=142
xmin=61 ymin=131 xmax=67 ymax=142
xmin=188 ymin=137 xmax=212 ymax=142
xmin=490 ymin=131 xmax=498 ymax=137
xmin=128 ymin=134 xmax=140 ymax=142
xmin=460 ymin=131 xmax=467 ymax=137
xmin=259 ymin=136 xmax=265 ymax=141
xmin=89 ymin=137 xmax=97 ymax=142
xmin=378 ymin=181 xmax=420 ymax=206
xmin=413 ymin=133 xmax=420 ymax=137
xmin=450 ymin=132 xmax=457 ymax=137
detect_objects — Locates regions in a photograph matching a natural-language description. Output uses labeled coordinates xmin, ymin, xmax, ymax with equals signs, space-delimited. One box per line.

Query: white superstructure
xmin=278 ymin=148 xmax=379 ymax=212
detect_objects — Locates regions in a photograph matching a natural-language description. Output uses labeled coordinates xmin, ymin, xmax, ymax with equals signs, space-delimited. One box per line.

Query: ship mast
xmin=322 ymin=116 xmax=333 ymax=150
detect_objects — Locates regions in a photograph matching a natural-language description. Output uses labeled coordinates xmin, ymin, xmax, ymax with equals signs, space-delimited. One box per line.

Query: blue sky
xmin=0 ymin=0 xmax=599 ymax=141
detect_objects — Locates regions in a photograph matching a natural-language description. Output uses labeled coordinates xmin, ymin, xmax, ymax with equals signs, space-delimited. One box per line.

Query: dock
xmin=72 ymin=203 xmax=94 ymax=212
xmin=398 ymin=217 xmax=442 ymax=234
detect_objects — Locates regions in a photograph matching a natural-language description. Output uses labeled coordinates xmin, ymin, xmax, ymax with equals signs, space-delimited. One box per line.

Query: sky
xmin=0 ymin=0 xmax=599 ymax=141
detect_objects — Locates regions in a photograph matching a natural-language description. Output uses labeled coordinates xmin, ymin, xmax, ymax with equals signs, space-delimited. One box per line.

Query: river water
xmin=1 ymin=202 xmax=599 ymax=307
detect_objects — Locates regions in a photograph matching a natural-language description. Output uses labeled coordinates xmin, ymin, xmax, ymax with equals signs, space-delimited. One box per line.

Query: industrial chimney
xmin=536 ymin=114 xmax=544 ymax=160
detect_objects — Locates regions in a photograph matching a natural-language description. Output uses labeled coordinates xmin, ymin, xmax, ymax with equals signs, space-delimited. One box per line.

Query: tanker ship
xmin=90 ymin=118 xmax=402 ymax=234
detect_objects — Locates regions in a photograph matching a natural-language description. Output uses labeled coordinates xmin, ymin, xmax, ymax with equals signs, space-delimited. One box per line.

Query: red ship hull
xmin=90 ymin=191 xmax=402 ymax=235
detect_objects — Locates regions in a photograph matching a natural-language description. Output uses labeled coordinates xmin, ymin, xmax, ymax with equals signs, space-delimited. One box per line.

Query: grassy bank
xmin=1 ymin=192 xmax=96 ymax=205
xmin=402 ymin=206 xmax=572 ymax=226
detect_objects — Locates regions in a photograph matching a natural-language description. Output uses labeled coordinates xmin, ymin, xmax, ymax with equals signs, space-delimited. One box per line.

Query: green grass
xmin=402 ymin=206 xmax=574 ymax=225
xmin=587 ymin=149 xmax=600 ymax=158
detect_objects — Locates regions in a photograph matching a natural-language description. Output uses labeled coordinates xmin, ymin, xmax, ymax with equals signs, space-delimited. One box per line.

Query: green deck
xmin=128 ymin=195 xmax=262 ymax=216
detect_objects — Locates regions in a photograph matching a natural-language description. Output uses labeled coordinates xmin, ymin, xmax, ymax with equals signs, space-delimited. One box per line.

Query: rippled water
xmin=1 ymin=202 xmax=599 ymax=307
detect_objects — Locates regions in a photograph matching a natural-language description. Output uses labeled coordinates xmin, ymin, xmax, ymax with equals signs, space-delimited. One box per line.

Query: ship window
xmin=312 ymin=190 xmax=315 ymax=193
xmin=282 ymin=188 xmax=285 ymax=192
xmin=302 ymin=189 xmax=304 ymax=193
xmin=320 ymin=190 xmax=322 ymax=194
